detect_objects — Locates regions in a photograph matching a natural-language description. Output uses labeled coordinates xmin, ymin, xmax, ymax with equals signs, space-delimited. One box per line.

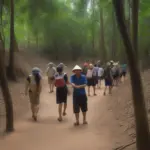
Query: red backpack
xmin=54 ymin=73 xmax=66 ymax=87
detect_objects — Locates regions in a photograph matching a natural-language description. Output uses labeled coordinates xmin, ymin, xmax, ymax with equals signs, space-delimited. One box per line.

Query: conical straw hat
xmin=72 ymin=65 xmax=82 ymax=71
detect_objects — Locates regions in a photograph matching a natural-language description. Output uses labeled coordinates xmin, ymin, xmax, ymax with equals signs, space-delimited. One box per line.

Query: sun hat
xmin=58 ymin=63 xmax=67 ymax=68
xmin=32 ymin=67 xmax=41 ymax=74
xmin=107 ymin=62 xmax=111 ymax=66
xmin=89 ymin=64 xmax=94 ymax=68
xmin=47 ymin=62 xmax=54 ymax=67
xmin=72 ymin=65 xmax=82 ymax=72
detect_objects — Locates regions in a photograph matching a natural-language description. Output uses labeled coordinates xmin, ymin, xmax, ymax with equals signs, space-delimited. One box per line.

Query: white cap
xmin=72 ymin=65 xmax=82 ymax=71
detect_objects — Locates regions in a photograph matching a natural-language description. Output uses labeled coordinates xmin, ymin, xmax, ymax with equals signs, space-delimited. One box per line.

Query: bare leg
xmin=88 ymin=86 xmax=90 ymax=96
xmin=74 ymin=113 xmax=79 ymax=125
xmin=82 ymin=112 xmax=87 ymax=124
xmin=109 ymin=86 xmax=112 ymax=94
xmin=63 ymin=103 xmax=67 ymax=116
xmin=103 ymin=86 xmax=107 ymax=95
xmin=58 ymin=103 xmax=63 ymax=121
xmin=49 ymin=83 xmax=52 ymax=92
xmin=51 ymin=81 xmax=54 ymax=92
xmin=93 ymin=86 xmax=96 ymax=95
xmin=31 ymin=104 xmax=34 ymax=117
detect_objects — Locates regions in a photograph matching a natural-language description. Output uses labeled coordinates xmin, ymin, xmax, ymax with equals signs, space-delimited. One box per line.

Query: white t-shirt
xmin=46 ymin=67 xmax=56 ymax=77
xmin=98 ymin=68 xmax=104 ymax=77
xmin=86 ymin=69 xmax=93 ymax=78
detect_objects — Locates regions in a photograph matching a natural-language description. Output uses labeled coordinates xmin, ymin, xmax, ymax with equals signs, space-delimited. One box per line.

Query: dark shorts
xmin=87 ymin=78 xmax=96 ymax=86
xmin=73 ymin=95 xmax=88 ymax=113
xmin=105 ymin=79 xmax=112 ymax=86
xmin=98 ymin=76 xmax=103 ymax=80
xmin=113 ymin=73 xmax=119 ymax=80
xmin=121 ymin=71 xmax=126 ymax=77
xmin=56 ymin=86 xmax=67 ymax=104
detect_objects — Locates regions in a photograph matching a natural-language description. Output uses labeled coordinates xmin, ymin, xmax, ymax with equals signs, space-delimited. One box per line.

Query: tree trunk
xmin=132 ymin=0 xmax=139 ymax=58
xmin=8 ymin=0 xmax=16 ymax=80
xmin=100 ymin=8 xmax=106 ymax=62
xmin=0 ymin=40 xmax=14 ymax=133
xmin=14 ymin=35 xmax=19 ymax=52
xmin=113 ymin=1 xmax=150 ymax=150
xmin=92 ymin=0 xmax=95 ymax=52
xmin=111 ymin=10 xmax=117 ymax=60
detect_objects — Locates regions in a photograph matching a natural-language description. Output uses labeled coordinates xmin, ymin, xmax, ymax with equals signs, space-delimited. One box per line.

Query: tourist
xmin=97 ymin=65 xmax=104 ymax=89
xmin=54 ymin=66 xmax=69 ymax=122
xmin=25 ymin=67 xmax=42 ymax=121
xmin=70 ymin=65 xmax=88 ymax=126
xmin=120 ymin=63 xmax=127 ymax=82
xmin=46 ymin=62 xmax=56 ymax=93
xmin=86 ymin=64 xmax=97 ymax=96
xmin=103 ymin=62 xmax=113 ymax=95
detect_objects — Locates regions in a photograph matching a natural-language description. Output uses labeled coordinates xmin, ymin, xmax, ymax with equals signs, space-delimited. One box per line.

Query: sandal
xmin=74 ymin=122 xmax=80 ymax=126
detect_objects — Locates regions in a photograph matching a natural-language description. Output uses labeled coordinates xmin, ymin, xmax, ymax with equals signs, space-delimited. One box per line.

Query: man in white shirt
xmin=98 ymin=66 xmax=104 ymax=88
xmin=46 ymin=62 xmax=56 ymax=93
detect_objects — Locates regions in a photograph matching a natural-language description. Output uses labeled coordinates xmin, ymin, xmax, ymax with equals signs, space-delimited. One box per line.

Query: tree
xmin=0 ymin=39 xmax=14 ymax=133
xmin=113 ymin=0 xmax=150 ymax=150
xmin=99 ymin=8 xmax=106 ymax=62
xmin=8 ymin=0 xmax=16 ymax=80
xmin=132 ymin=0 xmax=139 ymax=58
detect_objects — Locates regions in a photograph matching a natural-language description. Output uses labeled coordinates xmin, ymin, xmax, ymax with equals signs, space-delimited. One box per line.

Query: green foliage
xmin=1 ymin=0 xmax=150 ymax=62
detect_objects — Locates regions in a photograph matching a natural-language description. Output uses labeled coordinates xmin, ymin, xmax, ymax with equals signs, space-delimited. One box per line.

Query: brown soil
xmin=0 ymin=52 xmax=149 ymax=150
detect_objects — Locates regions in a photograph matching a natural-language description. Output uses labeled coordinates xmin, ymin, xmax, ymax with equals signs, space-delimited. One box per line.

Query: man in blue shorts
xmin=70 ymin=65 xmax=88 ymax=126
xmin=103 ymin=62 xmax=113 ymax=95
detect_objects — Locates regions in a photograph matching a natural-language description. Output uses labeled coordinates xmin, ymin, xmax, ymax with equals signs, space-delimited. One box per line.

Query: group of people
xmin=82 ymin=60 xmax=127 ymax=96
xmin=24 ymin=60 xmax=127 ymax=126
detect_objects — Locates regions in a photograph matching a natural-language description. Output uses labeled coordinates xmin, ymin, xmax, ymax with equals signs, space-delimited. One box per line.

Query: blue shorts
xmin=105 ymin=79 xmax=112 ymax=86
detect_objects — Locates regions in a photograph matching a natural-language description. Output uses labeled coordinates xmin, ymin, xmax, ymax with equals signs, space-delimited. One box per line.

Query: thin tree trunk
xmin=113 ymin=1 xmax=150 ymax=150
xmin=132 ymin=0 xmax=139 ymax=58
xmin=8 ymin=0 xmax=16 ymax=80
xmin=111 ymin=10 xmax=117 ymax=59
xmin=14 ymin=35 xmax=19 ymax=52
xmin=0 ymin=40 xmax=14 ymax=133
xmin=100 ymin=8 xmax=106 ymax=62
xmin=92 ymin=0 xmax=95 ymax=51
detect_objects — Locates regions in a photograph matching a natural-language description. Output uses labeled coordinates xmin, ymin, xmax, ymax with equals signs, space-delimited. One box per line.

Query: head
xmin=72 ymin=65 xmax=82 ymax=76
xmin=89 ymin=64 xmax=94 ymax=70
xmin=48 ymin=62 xmax=54 ymax=68
xmin=32 ymin=67 xmax=41 ymax=86
xmin=106 ymin=62 xmax=111 ymax=68
xmin=57 ymin=66 xmax=63 ymax=74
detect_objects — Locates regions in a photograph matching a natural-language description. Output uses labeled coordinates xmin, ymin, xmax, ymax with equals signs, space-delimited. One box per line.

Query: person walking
xmin=86 ymin=64 xmax=97 ymax=96
xmin=54 ymin=66 xmax=69 ymax=122
xmin=25 ymin=67 xmax=42 ymax=121
xmin=97 ymin=65 xmax=104 ymax=89
xmin=103 ymin=62 xmax=113 ymax=95
xmin=70 ymin=65 xmax=88 ymax=126
xmin=46 ymin=62 xmax=56 ymax=93
xmin=120 ymin=63 xmax=127 ymax=82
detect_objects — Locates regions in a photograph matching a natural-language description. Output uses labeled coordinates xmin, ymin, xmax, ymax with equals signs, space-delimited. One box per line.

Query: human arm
xmin=25 ymin=77 xmax=30 ymax=95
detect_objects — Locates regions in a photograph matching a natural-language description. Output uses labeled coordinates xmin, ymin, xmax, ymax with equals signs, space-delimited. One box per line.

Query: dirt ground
xmin=0 ymin=52 xmax=139 ymax=150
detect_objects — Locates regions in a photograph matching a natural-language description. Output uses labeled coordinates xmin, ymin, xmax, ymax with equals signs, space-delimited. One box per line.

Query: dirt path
xmin=0 ymin=75 xmax=126 ymax=150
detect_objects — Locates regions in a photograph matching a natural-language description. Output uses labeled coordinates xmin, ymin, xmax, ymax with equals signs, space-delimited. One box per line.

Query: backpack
xmin=104 ymin=67 xmax=111 ymax=80
xmin=92 ymin=67 xmax=98 ymax=77
xmin=47 ymin=67 xmax=56 ymax=77
xmin=54 ymin=73 xmax=66 ymax=88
